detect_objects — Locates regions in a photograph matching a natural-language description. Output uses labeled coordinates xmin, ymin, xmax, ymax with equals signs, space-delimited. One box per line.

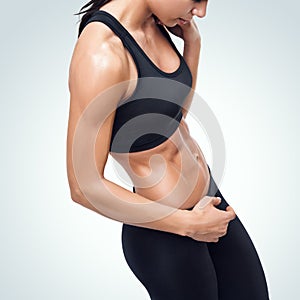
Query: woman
xmin=67 ymin=0 xmax=270 ymax=299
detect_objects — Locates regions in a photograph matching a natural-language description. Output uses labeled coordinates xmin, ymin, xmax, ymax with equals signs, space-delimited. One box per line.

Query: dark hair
xmin=74 ymin=0 xmax=113 ymax=38
xmin=74 ymin=0 xmax=203 ymax=37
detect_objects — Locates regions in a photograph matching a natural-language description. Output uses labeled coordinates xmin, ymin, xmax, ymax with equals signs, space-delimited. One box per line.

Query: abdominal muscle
xmin=110 ymin=117 xmax=210 ymax=210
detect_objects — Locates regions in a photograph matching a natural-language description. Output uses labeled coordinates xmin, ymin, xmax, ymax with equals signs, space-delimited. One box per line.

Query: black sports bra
xmin=78 ymin=10 xmax=193 ymax=153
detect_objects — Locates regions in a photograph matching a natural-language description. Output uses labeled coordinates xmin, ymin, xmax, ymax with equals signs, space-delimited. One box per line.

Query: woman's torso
xmin=111 ymin=118 xmax=210 ymax=209
xmin=79 ymin=5 xmax=210 ymax=209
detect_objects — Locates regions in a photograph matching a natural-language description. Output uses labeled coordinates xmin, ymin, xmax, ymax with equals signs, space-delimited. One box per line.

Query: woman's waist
xmin=130 ymin=154 xmax=210 ymax=210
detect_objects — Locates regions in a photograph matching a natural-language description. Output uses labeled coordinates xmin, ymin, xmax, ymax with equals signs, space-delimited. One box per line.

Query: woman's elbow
xmin=70 ymin=187 xmax=83 ymax=203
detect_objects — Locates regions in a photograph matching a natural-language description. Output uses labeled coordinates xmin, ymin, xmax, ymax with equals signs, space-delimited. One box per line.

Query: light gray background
xmin=1 ymin=1 xmax=299 ymax=299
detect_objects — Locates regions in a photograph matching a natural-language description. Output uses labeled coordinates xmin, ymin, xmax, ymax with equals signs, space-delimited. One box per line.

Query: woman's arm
xmin=67 ymin=28 xmax=189 ymax=236
xmin=182 ymin=38 xmax=201 ymax=119
xmin=70 ymin=179 xmax=189 ymax=237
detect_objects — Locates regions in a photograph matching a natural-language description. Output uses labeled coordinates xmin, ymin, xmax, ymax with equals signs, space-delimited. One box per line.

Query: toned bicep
xmin=66 ymin=47 xmax=128 ymax=196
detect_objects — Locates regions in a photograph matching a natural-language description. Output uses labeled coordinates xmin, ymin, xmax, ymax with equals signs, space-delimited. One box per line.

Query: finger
xmin=225 ymin=206 xmax=236 ymax=220
xmin=211 ymin=197 xmax=222 ymax=206
xmin=195 ymin=196 xmax=214 ymax=209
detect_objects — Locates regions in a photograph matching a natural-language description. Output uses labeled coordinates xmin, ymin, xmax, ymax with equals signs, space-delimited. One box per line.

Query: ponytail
xmin=74 ymin=0 xmax=113 ymax=37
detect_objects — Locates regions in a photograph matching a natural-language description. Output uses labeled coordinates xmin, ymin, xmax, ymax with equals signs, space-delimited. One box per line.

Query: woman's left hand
xmin=156 ymin=18 xmax=201 ymax=44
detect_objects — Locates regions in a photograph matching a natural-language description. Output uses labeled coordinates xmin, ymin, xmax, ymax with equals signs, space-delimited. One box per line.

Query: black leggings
xmin=121 ymin=164 xmax=270 ymax=299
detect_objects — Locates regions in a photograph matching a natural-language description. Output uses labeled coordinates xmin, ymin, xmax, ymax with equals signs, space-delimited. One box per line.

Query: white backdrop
xmin=0 ymin=1 xmax=299 ymax=299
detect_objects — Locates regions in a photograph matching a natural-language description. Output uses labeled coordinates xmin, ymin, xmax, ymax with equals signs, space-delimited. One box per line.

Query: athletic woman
xmin=66 ymin=1 xmax=270 ymax=299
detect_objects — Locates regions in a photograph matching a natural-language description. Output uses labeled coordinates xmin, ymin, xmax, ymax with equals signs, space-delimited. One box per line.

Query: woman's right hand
xmin=185 ymin=196 xmax=236 ymax=242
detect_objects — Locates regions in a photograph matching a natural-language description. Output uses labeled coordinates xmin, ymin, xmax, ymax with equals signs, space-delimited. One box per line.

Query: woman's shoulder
xmin=69 ymin=24 xmax=130 ymax=108
xmin=73 ymin=20 xmax=129 ymax=78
